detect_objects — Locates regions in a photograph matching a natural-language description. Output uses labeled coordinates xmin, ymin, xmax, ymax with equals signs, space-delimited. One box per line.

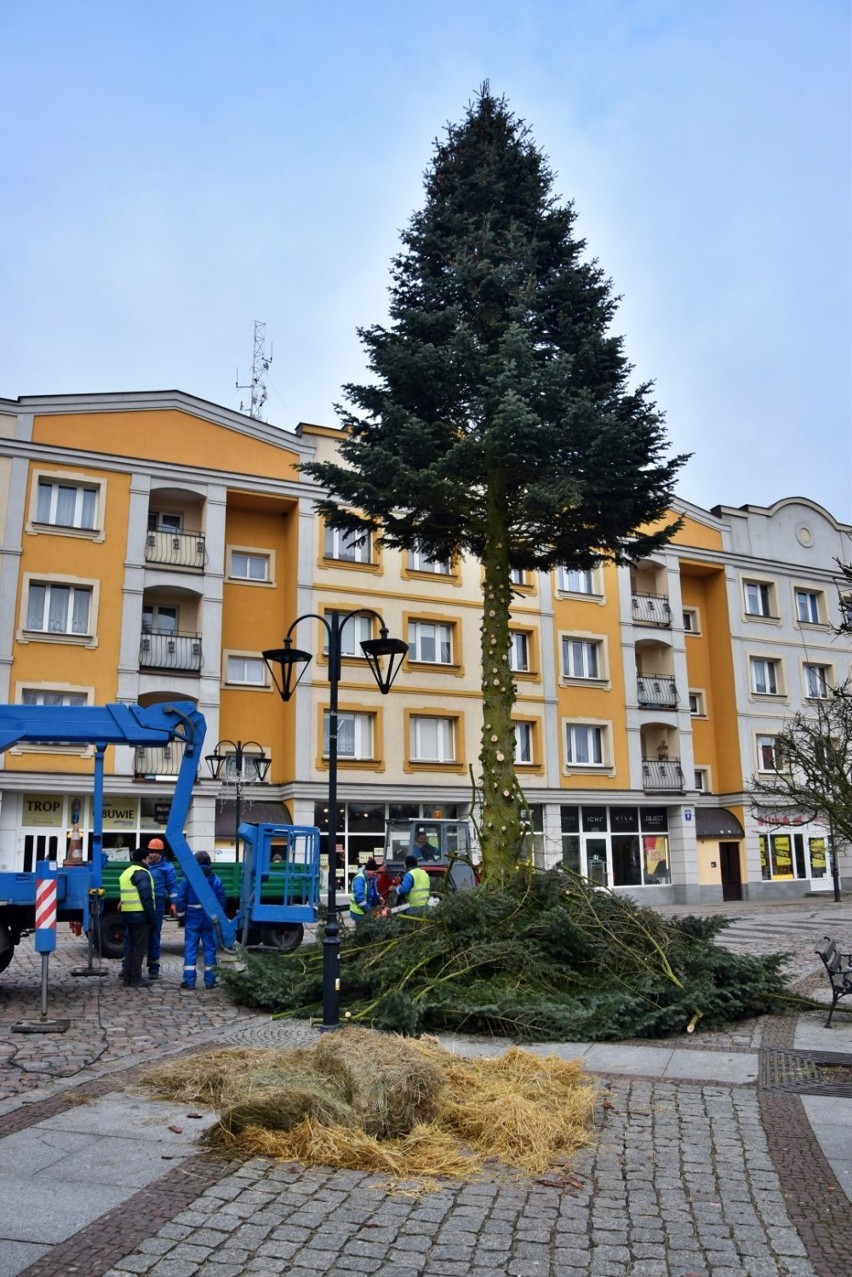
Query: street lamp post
xmin=263 ymin=610 xmax=407 ymax=1031
xmin=205 ymin=740 xmax=271 ymax=861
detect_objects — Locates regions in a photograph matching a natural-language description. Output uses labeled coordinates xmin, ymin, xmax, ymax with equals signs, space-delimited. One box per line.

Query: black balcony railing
xmin=637 ymin=675 xmax=678 ymax=708
xmin=139 ymin=628 xmax=202 ymax=672
xmin=145 ymin=528 xmax=206 ymax=570
xmin=133 ymin=744 xmax=184 ymax=778
xmin=632 ymin=593 xmax=671 ymax=626
xmin=642 ymin=757 xmax=684 ymax=790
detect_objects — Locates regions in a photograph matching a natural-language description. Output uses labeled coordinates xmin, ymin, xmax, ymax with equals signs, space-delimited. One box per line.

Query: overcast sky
xmin=2 ymin=0 xmax=849 ymax=520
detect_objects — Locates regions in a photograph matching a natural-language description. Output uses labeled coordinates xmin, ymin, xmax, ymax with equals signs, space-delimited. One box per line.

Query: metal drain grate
xmin=759 ymin=1048 xmax=852 ymax=1097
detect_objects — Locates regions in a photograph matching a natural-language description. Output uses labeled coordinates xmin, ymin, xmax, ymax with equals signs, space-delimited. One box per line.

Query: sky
xmin=2 ymin=0 xmax=850 ymax=519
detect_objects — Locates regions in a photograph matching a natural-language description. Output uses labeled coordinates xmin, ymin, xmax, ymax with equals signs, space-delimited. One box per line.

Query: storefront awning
xmin=215 ymin=798 xmax=292 ymax=838
xmin=695 ymin=807 xmax=745 ymax=839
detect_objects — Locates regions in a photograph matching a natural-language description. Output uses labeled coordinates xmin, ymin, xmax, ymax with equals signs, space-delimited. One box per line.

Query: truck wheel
xmin=95 ymin=912 xmax=126 ymax=960
xmin=260 ymin=924 xmax=303 ymax=953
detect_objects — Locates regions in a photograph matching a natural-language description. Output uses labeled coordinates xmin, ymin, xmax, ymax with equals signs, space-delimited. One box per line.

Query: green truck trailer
xmin=96 ymin=858 xmax=308 ymax=958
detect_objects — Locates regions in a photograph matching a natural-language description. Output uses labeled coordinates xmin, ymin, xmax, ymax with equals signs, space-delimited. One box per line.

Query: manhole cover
xmin=759 ymin=1048 xmax=852 ymax=1097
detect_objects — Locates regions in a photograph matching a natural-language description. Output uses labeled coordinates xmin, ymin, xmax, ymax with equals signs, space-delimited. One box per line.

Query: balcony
xmin=133 ymin=744 xmax=185 ymax=778
xmin=139 ymin=628 xmax=202 ymax=673
xmin=642 ymin=757 xmax=684 ymax=791
xmin=637 ymin=675 xmax=678 ymax=709
xmin=145 ymin=528 xmax=206 ymax=570
xmin=632 ymin=593 xmax=671 ymax=627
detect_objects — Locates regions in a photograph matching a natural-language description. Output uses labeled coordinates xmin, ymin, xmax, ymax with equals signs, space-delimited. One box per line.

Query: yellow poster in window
xmin=771 ymin=834 xmax=793 ymax=878
xmin=809 ymin=838 xmax=827 ymax=875
xmin=643 ymin=836 xmax=667 ymax=877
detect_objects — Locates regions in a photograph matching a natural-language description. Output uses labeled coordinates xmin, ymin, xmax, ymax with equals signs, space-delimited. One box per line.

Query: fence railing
xmin=642 ymin=757 xmax=684 ymax=790
xmin=133 ymin=744 xmax=185 ymax=778
xmin=637 ymin=675 xmax=679 ymax=708
xmin=145 ymin=528 xmax=206 ymax=570
xmin=139 ymin=629 xmax=202 ymax=672
xmin=632 ymin=593 xmax=671 ymax=626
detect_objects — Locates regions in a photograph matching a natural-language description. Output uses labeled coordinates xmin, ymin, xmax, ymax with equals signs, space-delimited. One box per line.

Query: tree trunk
xmin=478 ymin=480 xmax=523 ymax=882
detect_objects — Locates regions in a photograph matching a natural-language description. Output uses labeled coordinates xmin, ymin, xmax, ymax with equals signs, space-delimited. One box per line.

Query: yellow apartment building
xmin=0 ymin=392 xmax=848 ymax=903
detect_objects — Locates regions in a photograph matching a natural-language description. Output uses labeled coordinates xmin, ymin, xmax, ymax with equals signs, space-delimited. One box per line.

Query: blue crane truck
xmin=0 ymin=700 xmax=320 ymax=974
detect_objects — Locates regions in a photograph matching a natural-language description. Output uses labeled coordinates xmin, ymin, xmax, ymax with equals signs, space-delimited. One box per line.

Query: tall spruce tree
xmin=305 ymin=87 xmax=688 ymax=881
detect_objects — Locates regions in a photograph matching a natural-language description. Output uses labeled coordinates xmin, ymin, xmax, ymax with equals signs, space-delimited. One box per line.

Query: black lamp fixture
xmin=204 ymin=739 xmax=271 ymax=860
xmin=262 ymin=609 xmax=407 ymax=1031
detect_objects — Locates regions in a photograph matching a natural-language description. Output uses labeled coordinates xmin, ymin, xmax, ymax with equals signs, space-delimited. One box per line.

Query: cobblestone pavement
xmin=0 ymin=900 xmax=850 ymax=1277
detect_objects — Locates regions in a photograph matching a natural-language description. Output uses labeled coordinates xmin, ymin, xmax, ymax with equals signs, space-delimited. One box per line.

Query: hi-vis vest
xmin=119 ymin=864 xmax=153 ymax=914
xmin=406 ymin=866 xmax=431 ymax=908
xmin=349 ymin=870 xmax=371 ymax=916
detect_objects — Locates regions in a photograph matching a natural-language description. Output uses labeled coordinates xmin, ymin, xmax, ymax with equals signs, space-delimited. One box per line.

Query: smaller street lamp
xmin=205 ymin=739 xmax=271 ymax=861
xmin=263 ymin=610 xmax=407 ymax=1031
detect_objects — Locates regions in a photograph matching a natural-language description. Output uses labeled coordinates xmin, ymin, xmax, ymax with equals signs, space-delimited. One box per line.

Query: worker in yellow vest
xmin=395 ymin=855 xmax=431 ymax=913
xmin=118 ymin=848 xmax=156 ymax=988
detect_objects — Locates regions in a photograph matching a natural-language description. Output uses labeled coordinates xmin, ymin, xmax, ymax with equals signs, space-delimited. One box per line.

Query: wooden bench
xmin=815 ymin=936 xmax=852 ymax=1027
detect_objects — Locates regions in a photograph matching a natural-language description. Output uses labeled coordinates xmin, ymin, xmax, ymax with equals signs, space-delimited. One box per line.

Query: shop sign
xmin=22 ymin=794 xmax=63 ymax=827
xmin=640 ymin=807 xmax=668 ymax=832
xmin=755 ymin=810 xmax=807 ymax=827
xmin=582 ymin=807 xmax=608 ymax=832
xmin=154 ymin=803 xmax=170 ymax=825
xmin=610 ymin=807 xmax=638 ymax=832
xmin=103 ymin=799 xmax=138 ymax=830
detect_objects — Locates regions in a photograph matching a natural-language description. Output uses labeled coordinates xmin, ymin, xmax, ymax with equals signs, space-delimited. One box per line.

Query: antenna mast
xmin=236 ymin=320 xmax=273 ymax=420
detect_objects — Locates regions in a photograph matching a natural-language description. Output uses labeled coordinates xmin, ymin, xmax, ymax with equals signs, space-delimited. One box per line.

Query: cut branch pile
xmin=222 ymin=869 xmax=797 ymax=1040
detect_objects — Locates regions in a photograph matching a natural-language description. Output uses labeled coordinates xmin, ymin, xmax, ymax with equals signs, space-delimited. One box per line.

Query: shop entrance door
xmin=23 ymin=833 xmax=60 ymax=873
xmin=720 ymin=842 xmax=743 ymax=901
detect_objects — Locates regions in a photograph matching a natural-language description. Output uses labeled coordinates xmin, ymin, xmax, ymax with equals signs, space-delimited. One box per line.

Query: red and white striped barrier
xmin=35 ymin=878 xmax=57 ymax=953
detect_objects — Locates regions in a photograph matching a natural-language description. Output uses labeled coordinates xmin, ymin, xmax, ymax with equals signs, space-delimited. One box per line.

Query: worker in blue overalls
xmin=176 ymin=850 xmax=227 ymax=991
xmin=144 ymin=837 xmax=178 ymax=981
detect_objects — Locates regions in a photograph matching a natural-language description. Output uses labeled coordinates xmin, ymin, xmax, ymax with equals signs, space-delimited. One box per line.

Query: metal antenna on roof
xmin=236 ymin=320 xmax=273 ymax=420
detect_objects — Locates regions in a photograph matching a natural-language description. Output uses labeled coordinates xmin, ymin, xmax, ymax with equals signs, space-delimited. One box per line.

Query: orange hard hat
xmin=147 ymin=837 xmax=165 ymax=851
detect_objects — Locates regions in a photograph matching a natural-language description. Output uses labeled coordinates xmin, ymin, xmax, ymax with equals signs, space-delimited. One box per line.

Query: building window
xmin=142 ymin=605 xmax=178 ymax=634
xmin=757 ymin=735 xmax=782 ymax=771
xmin=408 ymin=620 xmax=453 ymax=664
xmin=804 ymin=664 xmax=829 ymax=700
xmin=36 ymin=479 xmax=98 ymax=530
xmin=324 ymin=711 xmax=374 ymax=760
xmin=148 ymin=511 xmax=182 ymax=532
xmin=509 ymin=567 xmax=525 ymax=586
xmin=795 ymin=589 xmax=822 ymax=624
xmin=682 ymin=608 xmax=700 ymax=634
xmin=744 ymin=580 xmax=774 ymax=618
xmin=22 ymin=689 xmax=88 ymax=708
xmin=26 ymin=583 xmax=91 ymax=636
xmin=410 ymin=715 xmax=455 ymax=763
xmin=562 ymin=637 xmax=601 ymax=680
xmin=324 ymin=611 xmax=373 ymax=657
xmin=229 ymin=551 xmax=270 ymax=582
xmin=751 ymin=657 xmax=780 ymax=696
xmin=324 ymin=525 xmax=372 ymax=563
xmin=226 ymin=655 xmax=267 ymax=686
xmin=514 ymin=722 xmax=534 ymax=765
xmin=408 ymin=546 xmax=451 ymax=575
xmin=508 ymin=631 xmax=531 ymax=673
xmin=694 ymin=768 xmax=708 ymax=792
xmin=688 ymin=690 xmax=705 ymax=716
xmin=565 ymin=723 xmax=605 ymax=766
xmin=222 ymin=748 xmax=268 ymax=781
xmin=558 ymin=566 xmax=596 ymax=594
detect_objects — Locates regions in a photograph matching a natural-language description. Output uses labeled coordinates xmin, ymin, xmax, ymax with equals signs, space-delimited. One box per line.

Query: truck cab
xmin=383 ymin=819 xmax=477 ymax=891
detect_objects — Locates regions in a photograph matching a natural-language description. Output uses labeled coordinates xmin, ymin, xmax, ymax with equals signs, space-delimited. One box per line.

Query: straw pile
xmin=143 ymin=1028 xmax=597 ymax=1180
